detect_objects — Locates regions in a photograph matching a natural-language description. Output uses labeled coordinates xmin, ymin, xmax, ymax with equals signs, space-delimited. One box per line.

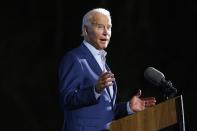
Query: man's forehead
xmin=91 ymin=12 xmax=110 ymax=19
xmin=90 ymin=13 xmax=111 ymax=24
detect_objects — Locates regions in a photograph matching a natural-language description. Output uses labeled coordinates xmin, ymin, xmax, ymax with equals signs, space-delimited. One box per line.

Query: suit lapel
xmin=80 ymin=43 xmax=102 ymax=76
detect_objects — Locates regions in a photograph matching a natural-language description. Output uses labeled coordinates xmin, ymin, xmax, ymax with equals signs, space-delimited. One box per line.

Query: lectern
xmin=110 ymin=95 xmax=185 ymax=131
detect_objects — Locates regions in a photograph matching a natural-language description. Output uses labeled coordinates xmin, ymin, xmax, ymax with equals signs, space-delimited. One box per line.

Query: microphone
xmin=144 ymin=67 xmax=177 ymax=99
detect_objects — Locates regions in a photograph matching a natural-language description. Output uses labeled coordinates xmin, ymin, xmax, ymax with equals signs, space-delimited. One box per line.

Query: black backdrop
xmin=1 ymin=0 xmax=196 ymax=130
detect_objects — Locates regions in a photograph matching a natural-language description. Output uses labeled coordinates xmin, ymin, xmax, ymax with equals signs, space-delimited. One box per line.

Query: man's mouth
xmin=100 ymin=38 xmax=108 ymax=42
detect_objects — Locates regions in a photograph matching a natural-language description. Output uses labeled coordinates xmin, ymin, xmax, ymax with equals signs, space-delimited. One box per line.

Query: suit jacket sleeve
xmin=114 ymin=102 xmax=129 ymax=120
xmin=58 ymin=52 xmax=99 ymax=110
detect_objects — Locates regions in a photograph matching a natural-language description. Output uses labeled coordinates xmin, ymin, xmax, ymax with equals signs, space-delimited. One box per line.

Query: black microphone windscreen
xmin=144 ymin=67 xmax=165 ymax=86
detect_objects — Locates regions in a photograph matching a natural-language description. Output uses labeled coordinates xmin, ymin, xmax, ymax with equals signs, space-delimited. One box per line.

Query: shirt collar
xmin=83 ymin=40 xmax=107 ymax=57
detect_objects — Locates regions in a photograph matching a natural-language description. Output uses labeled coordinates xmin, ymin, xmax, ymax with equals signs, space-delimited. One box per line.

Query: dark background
xmin=1 ymin=0 xmax=196 ymax=130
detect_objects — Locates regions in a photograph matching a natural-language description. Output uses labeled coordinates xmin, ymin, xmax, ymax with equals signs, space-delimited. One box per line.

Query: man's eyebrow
xmin=95 ymin=23 xmax=112 ymax=27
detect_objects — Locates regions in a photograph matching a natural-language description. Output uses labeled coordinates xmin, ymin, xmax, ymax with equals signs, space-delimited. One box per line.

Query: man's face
xmin=85 ymin=13 xmax=112 ymax=50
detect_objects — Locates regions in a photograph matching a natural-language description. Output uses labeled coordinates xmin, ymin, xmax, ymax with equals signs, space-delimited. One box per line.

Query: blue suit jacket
xmin=59 ymin=43 xmax=128 ymax=131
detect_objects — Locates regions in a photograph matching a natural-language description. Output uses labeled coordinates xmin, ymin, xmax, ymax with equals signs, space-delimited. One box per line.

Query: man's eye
xmin=97 ymin=25 xmax=104 ymax=28
xmin=107 ymin=26 xmax=112 ymax=30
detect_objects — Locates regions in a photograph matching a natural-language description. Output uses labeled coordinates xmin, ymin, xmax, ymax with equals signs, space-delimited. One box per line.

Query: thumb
xmin=135 ymin=89 xmax=141 ymax=97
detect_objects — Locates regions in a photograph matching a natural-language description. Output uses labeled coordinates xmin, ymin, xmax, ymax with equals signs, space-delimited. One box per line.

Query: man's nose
xmin=103 ymin=28 xmax=110 ymax=36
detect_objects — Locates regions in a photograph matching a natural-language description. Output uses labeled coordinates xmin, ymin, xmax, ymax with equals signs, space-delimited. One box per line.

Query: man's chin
xmin=100 ymin=45 xmax=108 ymax=50
xmin=100 ymin=43 xmax=108 ymax=49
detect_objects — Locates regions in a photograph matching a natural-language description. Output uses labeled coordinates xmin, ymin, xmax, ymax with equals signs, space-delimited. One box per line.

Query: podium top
xmin=110 ymin=95 xmax=185 ymax=131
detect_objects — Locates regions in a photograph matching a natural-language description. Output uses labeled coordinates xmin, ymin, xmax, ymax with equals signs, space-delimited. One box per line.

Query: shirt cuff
xmin=94 ymin=87 xmax=101 ymax=99
xmin=127 ymin=101 xmax=134 ymax=115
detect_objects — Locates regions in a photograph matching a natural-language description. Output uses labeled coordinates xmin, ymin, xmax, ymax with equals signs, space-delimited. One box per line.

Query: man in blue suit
xmin=58 ymin=8 xmax=156 ymax=131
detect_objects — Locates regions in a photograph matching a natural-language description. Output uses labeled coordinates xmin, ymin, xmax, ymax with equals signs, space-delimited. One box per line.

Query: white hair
xmin=81 ymin=8 xmax=111 ymax=36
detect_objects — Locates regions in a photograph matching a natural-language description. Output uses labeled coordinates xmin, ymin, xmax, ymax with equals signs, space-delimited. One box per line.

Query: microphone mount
xmin=160 ymin=78 xmax=177 ymax=100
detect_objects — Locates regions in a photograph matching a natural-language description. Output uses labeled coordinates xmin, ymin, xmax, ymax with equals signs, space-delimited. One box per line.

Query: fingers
xmin=100 ymin=72 xmax=115 ymax=86
xmin=143 ymin=97 xmax=156 ymax=107
xmin=141 ymin=97 xmax=156 ymax=101
xmin=145 ymin=100 xmax=156 ymax=107
xmin=95 ymin=72 xmax=115 ymax=93
xmin=145 ymin=101 xmax=156 ymax=107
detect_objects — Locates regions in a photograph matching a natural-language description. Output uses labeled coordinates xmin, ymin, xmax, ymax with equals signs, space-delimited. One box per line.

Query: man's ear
xmin=83 ymin=25 xmax=89 ymax=35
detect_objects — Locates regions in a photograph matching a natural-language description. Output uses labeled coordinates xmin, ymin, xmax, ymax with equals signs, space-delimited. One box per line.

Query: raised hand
xmin=129 ymin=89 xmax=156 ymax=112
xmin=95 ymin=71 xmax=115 ymax=93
